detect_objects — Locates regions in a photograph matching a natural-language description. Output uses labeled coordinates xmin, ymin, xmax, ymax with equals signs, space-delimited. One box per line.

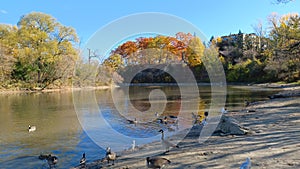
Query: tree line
xmin=215 ymin=13 xmax=300 ymax=82
xmin=103 ymin=12 xmax=300 ymax=83
xmin=0 ymin=12 xmax=299 ymax=90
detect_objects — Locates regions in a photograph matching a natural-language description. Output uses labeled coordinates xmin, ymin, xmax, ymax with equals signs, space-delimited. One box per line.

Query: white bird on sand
xmin=146 ymin=156 xmax=171 ymax=169
xmin=28 ymin=125 xmax=36 ymax=132
xmin=221 ymin=107 xmax=228 ymax=114
xmin=240 ymin=157 xmax=251 ymax=169
xmin=131 ymin=140 xmax=136 ymax=151
xmin=158 ymin=129 xmax=179 ymax=152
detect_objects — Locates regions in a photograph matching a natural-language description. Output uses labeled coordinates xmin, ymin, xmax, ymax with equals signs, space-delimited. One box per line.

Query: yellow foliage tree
xmin=186 ymin=37 xmax=205 ymax=66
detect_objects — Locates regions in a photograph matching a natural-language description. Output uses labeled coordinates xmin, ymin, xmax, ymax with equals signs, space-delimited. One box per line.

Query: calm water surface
xmin=0 ymin=85 xmax=279 ymax=168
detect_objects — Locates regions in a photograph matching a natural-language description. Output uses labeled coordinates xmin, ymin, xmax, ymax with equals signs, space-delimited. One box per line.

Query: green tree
xmin=0 ymin=25 xmax=18 ymax=86
xmin=10 ymin=12 xmax=79 ymax=89
xmin=264 ymin=13 xmax=300 ymax=82
xmin=0 ymin=43 xmax=16 ymax=86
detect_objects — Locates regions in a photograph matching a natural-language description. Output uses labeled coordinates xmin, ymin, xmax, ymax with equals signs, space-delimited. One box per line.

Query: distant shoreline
xmin=1 ymin=82 xmax=299 ymax=95
xmin=0 ymin=86 xmax=111 ymax=95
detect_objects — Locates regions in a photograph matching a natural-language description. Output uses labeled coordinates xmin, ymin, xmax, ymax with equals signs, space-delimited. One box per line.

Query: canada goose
xmin=158 ymin=116 xmax=168 ymax=124
xmin=166 ymin=116 xmax=178 ymax=124
xmin=158 ymin=116 xmax=177 ymax=124
xmin=106 ymin=147 xmax=116 ymax=165
xmin=47 ymin=154 xmax=58 ymax=168
xmin=240 ymin=157 xmax=251 ymax=169
xmin=168 ymin=115 xmax=177 ymax=119
xmin=170 ymin=118 xmax=178 ymax=124
xmin=158 ymin=129 xmax=179 ymax=152
xmin=146 ymin=157 xmax=171 ymax=169
xmin=80 ymin=152 xmax=86 ymax=166
xmin=247 ymin=109 xmax=256 ymax=113
xmin=127 ymin=118 xmax=137 ymax=124
xmin=244 ymin=100 xmax=250 ymax=107
xmin=38 ymin=154 xmax=49 ymax=160
xmin=28 ymin=125 xmax=36 ymax=132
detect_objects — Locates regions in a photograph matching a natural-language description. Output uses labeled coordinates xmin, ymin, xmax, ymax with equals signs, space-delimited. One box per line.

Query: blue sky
xmin=1 ymin=0 xmax=299 ymax=45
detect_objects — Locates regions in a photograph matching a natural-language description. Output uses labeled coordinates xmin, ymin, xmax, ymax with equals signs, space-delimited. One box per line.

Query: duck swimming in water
xmin=80 ymin=152 xmax=86 ymax=167
xmin=47 ymin=154 xmax=58 ymax=168
xmin=28 ymin=125 xmax=36 ymax=132
xmin=158 ymin=117 xmax=168 ymax=124
xmin=127 ymin=118 xmax=137 ymax=124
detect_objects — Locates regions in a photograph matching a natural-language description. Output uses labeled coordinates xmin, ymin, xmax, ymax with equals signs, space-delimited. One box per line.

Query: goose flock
xmin=33 ymin=108 xmax=241 ymax=168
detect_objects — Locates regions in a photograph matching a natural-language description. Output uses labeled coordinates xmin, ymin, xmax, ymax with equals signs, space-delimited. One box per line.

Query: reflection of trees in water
xmin=97 ymin=86 xmax=211 ymax=128
xmin=0 ymin=92 xmax=81 ymax=151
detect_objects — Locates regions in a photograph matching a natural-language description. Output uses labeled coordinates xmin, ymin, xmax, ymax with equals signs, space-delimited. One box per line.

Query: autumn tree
xmin=103 ymin=54 xmax=124 ymax=71
xmin=175 ymin=32 xmax=194 ymax=47
xmin=264 ymin=13 xmax=300 ymax=82
xmin=0 ymin=25 xmax=18 ymax=86
xmin=110 ymin=34 xmax=187 ymax=66
xmin=7 ymin=12 xmax=80 ymax=89
xmin=186 ymin=37 xmax=205 ymax=66
xmin=105 ymin=33 xmax=212 ymax=83
xmin=0 ymin=43 xmax=16 ymax=86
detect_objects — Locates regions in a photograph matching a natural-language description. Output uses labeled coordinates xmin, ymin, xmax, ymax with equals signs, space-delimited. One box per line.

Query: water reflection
xmin=0 ymin=85 xmax=279 ymax=168
xmin=0 ymin=92 xmax=102 ymax=168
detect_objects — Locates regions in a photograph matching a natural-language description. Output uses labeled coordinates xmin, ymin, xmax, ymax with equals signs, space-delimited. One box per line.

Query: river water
xmin=0 ymin=85 xmax=279 ymax=168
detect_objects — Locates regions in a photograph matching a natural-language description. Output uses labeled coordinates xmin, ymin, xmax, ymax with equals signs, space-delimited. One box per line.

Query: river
xmin=0 ymin=85 xmax=279 ymax=168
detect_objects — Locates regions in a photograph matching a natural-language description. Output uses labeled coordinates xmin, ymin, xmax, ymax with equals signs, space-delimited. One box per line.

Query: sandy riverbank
xmin=1 ymin=82 xmax=299 ymax=95
xmin=0 ymin=86 xmax=112 ymax=95
xmin=73 ymin=86 xmax=300 ymax=169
